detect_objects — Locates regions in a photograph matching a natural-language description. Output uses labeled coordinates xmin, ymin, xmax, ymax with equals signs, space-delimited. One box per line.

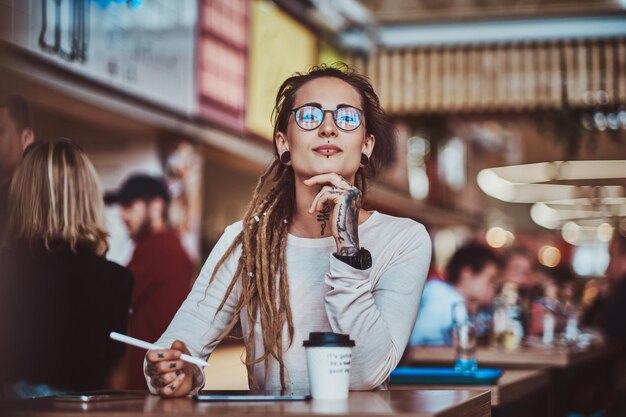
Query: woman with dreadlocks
xmin=144 ymin=65 xmax=431 ymax=396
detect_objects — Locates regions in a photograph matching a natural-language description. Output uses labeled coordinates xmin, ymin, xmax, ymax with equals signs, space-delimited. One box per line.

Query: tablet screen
xmin=193 ymin=390 xmax=311 ymax=402
xmin=52 ymin=391 xmax=146 ymax=402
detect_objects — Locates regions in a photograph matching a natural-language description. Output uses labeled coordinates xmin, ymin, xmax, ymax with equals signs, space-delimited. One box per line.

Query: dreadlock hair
xmin=205 ymin=63 xmax=396 ymax=390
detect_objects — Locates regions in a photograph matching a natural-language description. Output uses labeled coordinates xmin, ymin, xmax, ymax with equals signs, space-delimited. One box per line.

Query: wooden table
xmin=405 ymin=343 xmax=620 ymax=417
xmin=406 ymin=344 xmax=616 ymax=368
xmin=2 ymin=390 xmax=491 ymax=417
xmin=391 ymin=369 xmax=549 ymax=417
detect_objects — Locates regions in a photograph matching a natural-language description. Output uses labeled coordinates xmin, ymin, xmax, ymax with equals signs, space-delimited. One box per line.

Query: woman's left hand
xmin=305 ymin=173 xmax=362 ymax=255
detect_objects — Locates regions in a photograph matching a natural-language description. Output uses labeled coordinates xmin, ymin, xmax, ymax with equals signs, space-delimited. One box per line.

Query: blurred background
xmin=1 ymin=0 xmax=625 ymax=388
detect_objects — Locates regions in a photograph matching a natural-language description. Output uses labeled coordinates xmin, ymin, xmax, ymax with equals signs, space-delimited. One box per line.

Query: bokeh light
xmin=538 ymin=245 xmax=561 ymax=267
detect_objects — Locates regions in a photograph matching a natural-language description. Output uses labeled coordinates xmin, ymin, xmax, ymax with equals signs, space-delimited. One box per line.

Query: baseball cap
xmin=104 ymin=174 xmax=170 ymax=205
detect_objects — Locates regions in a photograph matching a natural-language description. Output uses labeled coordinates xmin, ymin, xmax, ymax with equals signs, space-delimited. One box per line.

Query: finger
xmin=145 ymin=361 xmax=159 ymax=377
xmin=147 ymin=349 xmax=181 ymax=363
xmin=151 ymin=370 xmax=179 ymax=389
xmin=304 ymin=173 xmax=350 ymax=188
xmin=313 ymin=189 xmax=344 ymax=214
xmin=156 ymin=359 xmax=185 ymax=374
xmin=304 ymin=173 xmax=351 ymax=189
xmin=171 ymin=340 xmax=191 ymax=355
xmin=159 ymin=372 xmax=187 ymax=397
xmin=308 ymin=185 xmax=335 ymax=213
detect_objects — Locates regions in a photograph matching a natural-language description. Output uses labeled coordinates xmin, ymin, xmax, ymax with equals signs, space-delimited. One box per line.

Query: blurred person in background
xmin=502 ymin=247 xmax=537 ymax=291
xmin=528 ymin=264 xmax=578 ymax=339
xmin=0 ymin=139 xmax=133 ymax=398
xmin=142 ymin=65 xmax=431 ymax=397
xmin=580 ymin=278 xmax=610 ymax=329
xmin=410 ymin=243 xmax=501 ymax=346
xmin=601 ymin=231 xmax=626 ymax=341
xmin=600 ymin=230 xmax=626 ymax=417
xmin=105 ymin=174 xmax=193 ymax=389
xmin=502 ymin=247 xmax=539 ymax=334
xmin=0 ymin=95 xmax=34 ymax=239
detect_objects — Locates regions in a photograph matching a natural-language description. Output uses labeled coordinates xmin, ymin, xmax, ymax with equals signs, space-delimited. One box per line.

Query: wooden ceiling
xmin=358 ymin=0 xmax=626 ymax=24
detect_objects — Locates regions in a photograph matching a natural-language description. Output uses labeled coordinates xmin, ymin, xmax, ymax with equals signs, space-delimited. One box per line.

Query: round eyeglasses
xmin=291 ymin=105 xmax=364 ymax=131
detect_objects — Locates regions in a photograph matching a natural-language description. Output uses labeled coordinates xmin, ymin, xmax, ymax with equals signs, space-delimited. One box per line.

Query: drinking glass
xmin=451 ymin=301 xmax=478 ymax=373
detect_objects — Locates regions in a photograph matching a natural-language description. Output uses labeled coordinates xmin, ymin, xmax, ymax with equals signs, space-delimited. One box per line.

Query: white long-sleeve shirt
xmin=147 ymin=211 xmax=431 ymax=392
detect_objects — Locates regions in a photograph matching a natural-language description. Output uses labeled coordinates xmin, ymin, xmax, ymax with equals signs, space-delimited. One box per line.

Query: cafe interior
xmin=1 ymin=0 xmax=626 ymax=416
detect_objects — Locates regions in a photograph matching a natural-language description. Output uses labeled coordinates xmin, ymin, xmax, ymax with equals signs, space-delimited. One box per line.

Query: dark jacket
xmin=0 ymin=240 xmax=133 ymax=393
xmin=0 ymin=179 xmax=9 ymax=243
xmin=602 ymin=274 xmax=626 ymax=341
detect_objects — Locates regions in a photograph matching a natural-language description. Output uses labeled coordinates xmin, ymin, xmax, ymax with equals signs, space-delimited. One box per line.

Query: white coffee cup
xmin=303 ymin=332 xmax=355 ymax=399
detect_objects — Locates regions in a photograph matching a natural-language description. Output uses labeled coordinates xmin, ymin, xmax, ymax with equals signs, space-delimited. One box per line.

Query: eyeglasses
xmin=291 ymin=105 xmax=364 ymax=132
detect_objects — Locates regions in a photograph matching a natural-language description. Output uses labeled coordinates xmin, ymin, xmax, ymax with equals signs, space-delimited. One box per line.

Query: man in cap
xmin=0 ymin=95 xmax=34 ymax=239
xmin=105 ymin=174 xmax=193 ymax=389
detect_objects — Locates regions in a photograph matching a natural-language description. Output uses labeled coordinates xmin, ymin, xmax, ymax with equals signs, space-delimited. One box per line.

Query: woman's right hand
xmin=145 ymin=340 xmax=199 ymax=397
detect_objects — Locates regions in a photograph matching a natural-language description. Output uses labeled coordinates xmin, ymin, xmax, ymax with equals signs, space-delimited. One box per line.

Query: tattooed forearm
xmin=345 ymin=189 xmax=361 ymax=248
xmin=338 ymin=246 xmax=358 ymax=256
xmin=336 ymin=187 xmax=361 ymax=251
xmin=317 ymin=202 xmax=331 ymax=236
xmin=336 ymin=203 xmax=345 ymax=243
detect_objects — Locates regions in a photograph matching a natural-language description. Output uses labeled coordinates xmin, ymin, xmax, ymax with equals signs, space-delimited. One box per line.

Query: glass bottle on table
xmin=492 ymin=292 xmax=507 ymax=349
xmin=501 ymin=283 xmax=524 ymax=350
xmin=542 ymin=308 xmax=556 ymax=345
xmin=504 ymin=305 xmax=524 ymax=350
xmin=451 ymin=301 xmax=477 ymax=373
xmin=563 ymin=303 xmax=579 ymax=346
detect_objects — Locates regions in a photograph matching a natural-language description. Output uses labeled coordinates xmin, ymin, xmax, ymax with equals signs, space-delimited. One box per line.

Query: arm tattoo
xmin=317 ymin=202 xmax=331 ymax=236
xmin=338 ymin=246 xmax=358 ymax=256
xmin=336 ymin=188 xmax=362 ymax=256
xmin=336 ymin=203 xmax=345 ymax=243
xmin=345 ymin=189 xmax=361 ymax=248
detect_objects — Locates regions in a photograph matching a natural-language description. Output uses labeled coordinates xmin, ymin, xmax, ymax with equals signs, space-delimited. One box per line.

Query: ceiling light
xmin=477 ymin=170 xmax=516 ymax=202
xmin=490 ymin=160 xmax=626 ymax=183
xmin=538 ymin=245 xmax=561 ymax=267
xmin=486 ymin=226 xmax=511 ymax=248
xmin=505 ymin=231 xmax=515 ymax=246
xmin=530 ymin=203 xmax=561 ymax=229
xmin=597 ymin=223 xmax=614 ymax=242
xmin=562 ymin=221 xmax=580 ymax=245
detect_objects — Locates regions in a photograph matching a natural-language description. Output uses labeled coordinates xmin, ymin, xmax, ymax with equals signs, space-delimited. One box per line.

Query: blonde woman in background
xmin=145 ymin=65 xmax=431 ymax=396
xmin=0 ymin=138 xmax=133 ymax=398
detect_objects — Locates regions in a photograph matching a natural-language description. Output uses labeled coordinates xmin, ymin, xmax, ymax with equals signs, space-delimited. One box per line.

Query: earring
xmin=279 ymin=151 xmax=291 ymax=165
xmin=360 ymin=153 xmax=369 ymax=166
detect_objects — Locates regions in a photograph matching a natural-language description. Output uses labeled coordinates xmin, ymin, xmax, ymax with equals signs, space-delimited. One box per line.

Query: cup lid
xmin=303 ymin=332 xmax=355 ymax=347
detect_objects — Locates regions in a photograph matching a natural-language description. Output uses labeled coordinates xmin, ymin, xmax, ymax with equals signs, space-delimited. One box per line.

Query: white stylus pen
xmin=110 ymin=332 xmax=209 ymax=368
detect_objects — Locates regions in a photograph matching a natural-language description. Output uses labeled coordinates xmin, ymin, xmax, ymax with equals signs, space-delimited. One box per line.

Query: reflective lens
xmin=334 ymin=107 xmax=362 ymax=131
xmin=293 ymin=105 xmax=363 ymax=131
xmin=295 ymin=106 xmax=324 ymax=130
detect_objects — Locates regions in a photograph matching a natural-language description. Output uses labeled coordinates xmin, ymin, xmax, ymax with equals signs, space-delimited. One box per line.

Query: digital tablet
xmin=193 ymin=390 xmax=311 ymax=402
xmin=52 ymin=390 xmax=146 ymax=402
xmin=390 ymin=367 xmax=503 ymax=385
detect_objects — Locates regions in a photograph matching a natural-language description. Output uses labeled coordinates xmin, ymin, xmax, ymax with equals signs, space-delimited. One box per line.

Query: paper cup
xmin=303 ymin=332 xmax=355 ymax=399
